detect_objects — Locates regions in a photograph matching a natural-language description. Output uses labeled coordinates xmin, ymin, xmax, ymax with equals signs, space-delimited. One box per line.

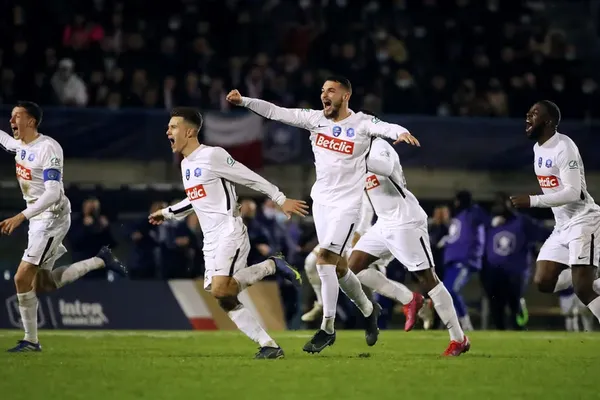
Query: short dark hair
xmin=537 ymin=100 xmax=561 ymax=127
xmin=15 ymin=101 xmax=43 ymax=127
xmin=170 ymin=107 xmax=203 ymax=131
xmin=324 ymin=75 xmax=352 ymax=93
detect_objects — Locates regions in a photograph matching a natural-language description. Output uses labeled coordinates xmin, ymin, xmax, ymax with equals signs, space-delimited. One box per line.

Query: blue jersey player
xmin=483 ymin=193 xmax=550 ymax=330
xmin=442 ymin=190 xmax=488 ymax=331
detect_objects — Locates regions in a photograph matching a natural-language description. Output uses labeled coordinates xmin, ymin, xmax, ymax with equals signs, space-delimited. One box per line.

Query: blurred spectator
xmin=1 ymin=1 xmax=596 ymax=118
xmin=185 ymin=213 xmax=205 ymax=278
xmin=50 ymin=58 xmax=88 ymax=107
xmin=68 ymin=197 xmax=116 ymax=280
xmin=156 ymin=201 xmax=198 ymax=279
xmin=128 ymin=201 xmax=165 ymax=280
xmin=255 ymin=198 xmax=290 ymax=258
xmin=240 ymin=198 xmax=271 ymax=266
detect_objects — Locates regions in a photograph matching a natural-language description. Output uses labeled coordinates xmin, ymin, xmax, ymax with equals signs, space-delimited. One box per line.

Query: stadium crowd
xmin=1 ymin=0 xmax=599 ymax=119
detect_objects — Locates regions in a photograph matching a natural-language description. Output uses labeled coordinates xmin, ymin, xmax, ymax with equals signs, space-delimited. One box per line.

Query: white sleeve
xmin=363 ymin=115 xmax=409 ymax=142
xmin=162 ymin=198 xmax=194 ymax=221
xmin=21 ymin=181 xmax=62 ymax=220
xmin=240 ymin=97 xmax=319 ymax=130
xmin=22 ymin=144 xmax=64 ymax=220
xmin=355 ymin=192 xmax=374 ymax=235
xmin=530 ymin=144 xmax=581 ymax=208
xmin=367 ymin=139 xmax=395 ymax=177
xmin=209 ymin=148 xmax=287 ymax=206
xmin=0 ymin=129 xmax=19 ymax=153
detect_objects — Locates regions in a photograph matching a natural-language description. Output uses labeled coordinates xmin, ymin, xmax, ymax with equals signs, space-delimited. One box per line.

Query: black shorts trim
xmin=419 ymin=237 xmax=433 ymax=268
xmin=338 ymin=223 xmax=355 ymax=256
xmin=228 ymin=248 xmax=241 ymax=277
xmin=39 ymin=237 xmax=55 ymax=265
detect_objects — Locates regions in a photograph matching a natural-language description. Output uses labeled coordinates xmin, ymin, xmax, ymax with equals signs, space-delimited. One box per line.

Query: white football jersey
xmin=364 ymin=138 xmax=427 ymax=226
xmin=240 ymin=97 xmax=409 ymax=210
xmin=531 ymin=132 xmax=600 ymax=229
xmin=166 ymin=145 xmax=286 ymax=252
xmin=0 ymin=131 xmax=70 ymax=220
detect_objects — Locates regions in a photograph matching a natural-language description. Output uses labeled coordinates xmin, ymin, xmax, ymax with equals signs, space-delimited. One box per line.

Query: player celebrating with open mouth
xmin=227 ymin=76 xmax=419 ymax=353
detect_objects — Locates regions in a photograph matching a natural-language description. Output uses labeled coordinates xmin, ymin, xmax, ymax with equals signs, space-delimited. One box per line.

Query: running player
xmin=510 ymin=100 xmax=600 ymax=323
xmin=226 ymin=76 xmax=420 ymax=353
xmin=1 ymin=101 xmax=127 ymax=352
xmin=343 ymin=137 xmax=470 ymax=356
xmin=148 ymin=107 xmax=308 ymax=359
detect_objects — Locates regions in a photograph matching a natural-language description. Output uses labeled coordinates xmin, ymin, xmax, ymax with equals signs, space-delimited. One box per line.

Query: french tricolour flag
xmin=203 ymin=111 xmax=264 ymax=170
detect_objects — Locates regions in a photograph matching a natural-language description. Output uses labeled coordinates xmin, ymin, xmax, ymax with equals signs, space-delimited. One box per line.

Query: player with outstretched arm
xmin=148 ymin=107 xmax=308 ymax=359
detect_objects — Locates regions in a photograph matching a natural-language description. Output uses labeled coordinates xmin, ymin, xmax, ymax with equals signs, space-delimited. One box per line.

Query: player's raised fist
xmin=280 ymin=199 xmax=310 ymax=219
xmin=226 ymin=90 xmax=243 ymax=105
xmin=509 ymin=195 xmax=531 ymax=209
xmin=148 ymin=210 xmax=166 ymax=225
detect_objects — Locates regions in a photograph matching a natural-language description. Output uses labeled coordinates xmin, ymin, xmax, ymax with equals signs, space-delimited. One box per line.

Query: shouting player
xmin=510 ymin=100 xmax=600 ymax=323
xmin=342 ymin=137 xmax=469 ymax=355
xmin=148 ymin=107 xmax=308 ymax=359
xmin=1 ymin=101 xmax=127 ymax=352
xmin=226 ymin=76 xmax=420 ymax=353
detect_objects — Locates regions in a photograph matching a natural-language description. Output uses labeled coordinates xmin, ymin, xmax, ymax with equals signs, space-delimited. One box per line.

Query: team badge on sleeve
xmin=227 ymin=156 xmax=236 ymax=166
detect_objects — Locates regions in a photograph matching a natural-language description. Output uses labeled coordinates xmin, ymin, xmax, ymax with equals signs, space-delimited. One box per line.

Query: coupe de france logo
xmin=493 ymin=231 xmax=516 ymax=256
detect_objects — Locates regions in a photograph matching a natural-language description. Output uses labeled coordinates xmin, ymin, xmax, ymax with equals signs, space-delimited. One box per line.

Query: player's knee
xmin=317 ymin=248 xmax=339 ymax=265
xmin=217 ymin=297 xmax=240 ymax=312
xmin=335 ymin=263 xmax=348 ymax=279
xmin=14 ymin=263 xmax=36 ymax=291
xmin=533 ymin=275 xmax=555 ymax=293
xmin=414 ymin=269 xmax=439 ymax=291
xmin=210 ymin=276 xmax=238 ymax=299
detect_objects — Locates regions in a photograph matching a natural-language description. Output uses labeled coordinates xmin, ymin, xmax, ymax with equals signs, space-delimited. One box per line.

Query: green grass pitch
xmin=1 ymin=330 xmax=598 ymax=400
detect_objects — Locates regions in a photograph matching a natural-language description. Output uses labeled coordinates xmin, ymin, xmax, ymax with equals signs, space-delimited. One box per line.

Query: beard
xmin=324 ymin=102 xmax=342 ymax=119
xmin=527 ymin=124 xmax=544 ymax=141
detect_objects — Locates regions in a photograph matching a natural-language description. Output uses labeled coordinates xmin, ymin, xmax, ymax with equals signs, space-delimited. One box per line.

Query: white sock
xmin=232 ymin=260 xmax=275 ymax=292
xmin=51 ymin=257 xmax=105 ymax=288
xmin=317 ymin=264 xmax=338 ymax=334
xmin=338 ymin=270 xmax=373 ymax=317
xmin=304 ymin=252 xmax=322 ymax=305
xmin=593 ymin=278 xmax=600 ymax=295
xmin=428 ymin=283 xmax=464 ymax=342
xmin=357 ymin=268 xmax=413 ymax=304
xmin=553 ymin=269 xmax=573 ymax=292
xmin=228 ymin=304 xmax=278 ymax=348
xmin=586 ymin=296 xmax=600 ymax=322
xmin=17 ymin=290 xmax=38 ymax=343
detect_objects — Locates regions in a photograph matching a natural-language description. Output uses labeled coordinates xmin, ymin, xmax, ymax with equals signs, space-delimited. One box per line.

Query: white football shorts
xmin=203 ymin=221 xmax=251 ymax=291
xmin=353 ymin=221 xmax=434 ymax=272
xmin=22 ymin=215 xmax=70 ymax=270
xmin=312 ymin=202 xmax=359 ymax=256
xmin=537 ymin=220 xmax=600 ymax=268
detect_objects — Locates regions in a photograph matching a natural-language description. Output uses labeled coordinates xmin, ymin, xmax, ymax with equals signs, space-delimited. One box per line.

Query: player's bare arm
xmin=509 ymin=195 xmax=531 ymax=208
xmin=393 ymin=132 xmax=420 ymax=147
xmin=0 ymin=213 xmax=26 ymax=235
